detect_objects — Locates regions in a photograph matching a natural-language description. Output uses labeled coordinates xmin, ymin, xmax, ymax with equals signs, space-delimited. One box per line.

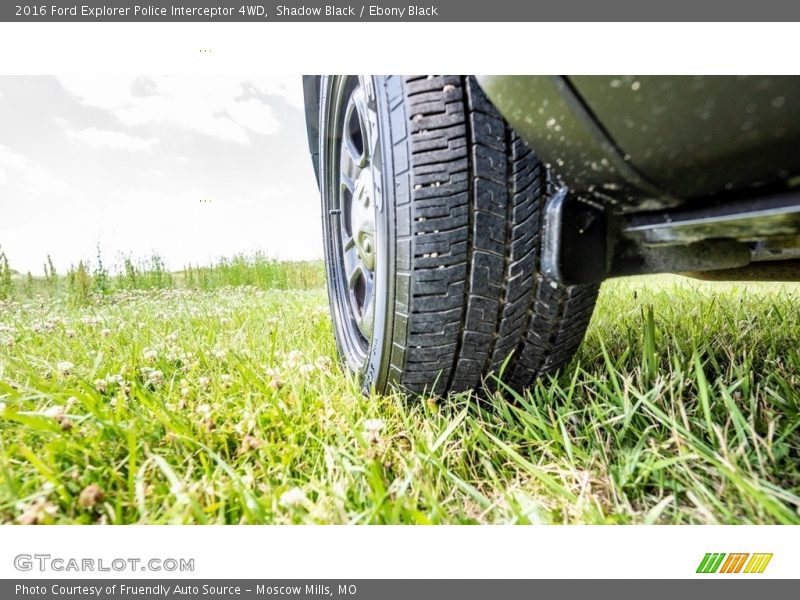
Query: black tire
xmin=318 ymin=75 xmax=598 ymax=397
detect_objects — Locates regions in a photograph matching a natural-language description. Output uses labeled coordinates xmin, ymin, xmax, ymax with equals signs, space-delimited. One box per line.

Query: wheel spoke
xmin=354 ymin=89 xmax=376 ymax=165
xmin=341 ymin=239 xmax=360 ymax=282
xmin=347 ymin=263 xmax=363 ymax=291
xmin=344 ymin=263 xmax=373 ymax=340
xmin=344 ymin=86 xmax=369 ymax=167
xmin=340 ymin=144 xmax=360 ymax=186
xmin=362 ymin=270 xmax=375 ymax=310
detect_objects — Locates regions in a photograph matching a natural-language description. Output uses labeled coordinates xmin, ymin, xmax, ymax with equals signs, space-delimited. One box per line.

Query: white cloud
xmin=246 ymin=76 xmax=304 ymax=108
xmin=80 ymin=186 xmax=320 ymax=271
xmin=225 ymin=98 xmax=280 ymax=136
xmin=57 ymin=76 xmax=284 ymax=143
xmin=65 ymin=125 xmax=159 ymax=152
xmin=5 ymin=179 xmax=320 ymax=270
xmin=0 ymin=144 xmax=74 ymax=198
xmin=0 ymin=77 xmax=317 ymax=274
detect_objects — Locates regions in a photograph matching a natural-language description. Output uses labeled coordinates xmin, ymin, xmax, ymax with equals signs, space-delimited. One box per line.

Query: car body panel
xmin=570 ymin=75 xmax=800 ymax=199
xmin=477 ymin=75 xmax=800 ymax=214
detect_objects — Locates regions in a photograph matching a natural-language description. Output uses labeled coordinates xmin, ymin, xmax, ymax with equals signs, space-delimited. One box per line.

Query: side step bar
xmin=542 ymin=189 xmax=800 ymax=285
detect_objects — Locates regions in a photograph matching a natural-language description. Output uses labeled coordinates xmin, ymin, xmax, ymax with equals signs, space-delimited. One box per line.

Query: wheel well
xmin=303 ymin=75 xmax=322 ymax=188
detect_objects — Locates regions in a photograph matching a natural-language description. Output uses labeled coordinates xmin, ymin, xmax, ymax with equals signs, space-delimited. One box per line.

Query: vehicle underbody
xmin=477 ymin=76 xmax=800 ymax=285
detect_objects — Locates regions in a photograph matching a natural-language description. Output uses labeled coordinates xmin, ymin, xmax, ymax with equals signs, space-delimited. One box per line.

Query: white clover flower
xmin=214 ymin=349 xmax=226 ymax=360
xmin=198 ymin=376 xmax=210 ymax=389
xmin=314 ymin=356 xmax=333 ymax=373
xmin=362 ymin=418 xmax=386 ymax=444
xmin=234 ymin=417 xmax=257 ymax=435
xmin=169 ymin=482 xmax=189 ymax=504
xmin=279 ymin=487 xmax=307 ymax=508
xmin=286 ymin=350 xmax=303 ymax=367
xmin=363 ymin=418 xmax=385 ymax=434
xmin=167 ymin=332 xmax=179 ymax=343
xmin=147 ymin=370 xmax=164 ymax=386
xmin=197 ymin=404 xmax=211 ymax=418
xmin=44 ymin=405 xmax=65 ymax=418
xmin=17 ymin=497 xmax=58 ymax=525
xmin=100 ymin=328 xmax=111 ymax=337
xmin=220 ymin=374 xmax=233 ymax=388
xmin=298 ymin=364 xmax=315 ymax=376
xmin=142 ymin=349 xmax=157 ymax=362
xmin=56 ymin=361 xmax=74 ymax=376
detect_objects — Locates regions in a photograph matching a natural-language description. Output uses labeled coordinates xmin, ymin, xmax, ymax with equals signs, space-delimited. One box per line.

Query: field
xmin=0 ymin=257 xmax=799 ymax=524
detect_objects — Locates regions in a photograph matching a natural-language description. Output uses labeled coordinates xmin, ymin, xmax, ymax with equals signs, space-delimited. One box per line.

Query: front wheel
xmin=318 ymin=75 xmax=598 ymax=397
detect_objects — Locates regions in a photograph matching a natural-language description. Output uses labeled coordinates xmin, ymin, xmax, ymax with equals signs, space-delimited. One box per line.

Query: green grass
xmin=0 ymin=274 xmax=798 ymax=524
xmin=2 ymin=251 xmax=326 ymax=302
xmin=180 ymin=253 xmax=326 ymax=291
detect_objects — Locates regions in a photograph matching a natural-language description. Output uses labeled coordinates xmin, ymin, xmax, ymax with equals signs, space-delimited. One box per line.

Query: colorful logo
xmin=696 ymin=553 xmax=773 ymax=574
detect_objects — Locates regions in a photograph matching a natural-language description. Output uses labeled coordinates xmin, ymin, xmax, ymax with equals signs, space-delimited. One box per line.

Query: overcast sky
xmin=0 ymin=75 xmax=322 ymax=274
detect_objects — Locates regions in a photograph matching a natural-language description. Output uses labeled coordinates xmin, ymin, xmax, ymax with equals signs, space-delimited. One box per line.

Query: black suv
xmin=303 ymin=75 xmax=800 ymax=397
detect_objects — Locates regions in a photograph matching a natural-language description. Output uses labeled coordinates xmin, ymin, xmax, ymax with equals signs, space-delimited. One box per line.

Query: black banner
xmin=4 ymin=0 xmax=800 ymax=22
xmin=3 ymin=580 xmax=798 ymax=599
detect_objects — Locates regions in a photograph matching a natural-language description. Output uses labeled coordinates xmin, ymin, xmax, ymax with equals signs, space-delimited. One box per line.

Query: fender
xmin=302 ymin=75 xmax=322 ymax=188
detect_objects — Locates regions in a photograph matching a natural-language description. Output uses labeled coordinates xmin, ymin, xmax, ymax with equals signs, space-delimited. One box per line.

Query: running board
xmin=542 ymin=189 xmax=800 ymax=285
xmin=622 ymin=191 xmax=800 ymax=245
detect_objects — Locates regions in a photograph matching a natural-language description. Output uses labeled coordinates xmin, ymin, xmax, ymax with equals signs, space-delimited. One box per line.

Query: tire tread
xmin=382 ymin=75 xmax=598 ymax=396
